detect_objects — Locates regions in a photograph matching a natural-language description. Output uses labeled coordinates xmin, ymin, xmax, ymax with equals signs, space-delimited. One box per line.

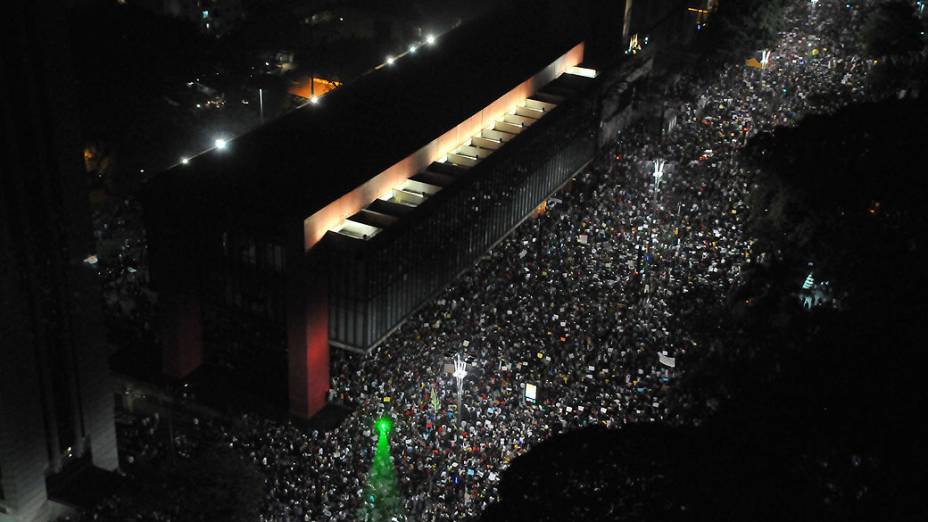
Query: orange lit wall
xmin=303 ymin=42 xmax=585 ymax=251
xmin=289 ymin=77 xmax=342 ymax=99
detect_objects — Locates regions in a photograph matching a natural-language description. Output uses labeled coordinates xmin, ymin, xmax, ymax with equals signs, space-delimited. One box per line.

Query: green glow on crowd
xmin=358 ymin=417 xmax=404 ymax=522
xmin=376 ymin=416 xmax=393 ymax=436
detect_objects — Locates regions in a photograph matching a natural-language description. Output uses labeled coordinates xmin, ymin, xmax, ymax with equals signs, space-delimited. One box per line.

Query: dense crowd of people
xmin=92 ymin=195 xmax=156 ymax=352
xmin=81 ymin=0 xmax=907 ymax=520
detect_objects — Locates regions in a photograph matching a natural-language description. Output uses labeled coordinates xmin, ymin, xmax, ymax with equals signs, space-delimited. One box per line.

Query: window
xmin=266 ymin=243 xmax=285 ymax=273
xmin=241 ymin=238 xmax=256 ymax=265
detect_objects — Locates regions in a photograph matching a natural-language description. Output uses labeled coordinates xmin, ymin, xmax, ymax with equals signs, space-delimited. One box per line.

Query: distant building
xmin=294 ymin=4 xmax=422 ymax=45
xmin=137 ymin=0 xmax=244 ymax=35
xmin=0 ymin=3 xmax=119 ymax=522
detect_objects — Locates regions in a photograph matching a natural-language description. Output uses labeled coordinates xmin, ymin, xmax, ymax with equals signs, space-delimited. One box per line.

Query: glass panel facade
xmin=201 ymin=231 xmax=288 ymax=375
xmin=328 ymin=93 xmax=596 ymax=351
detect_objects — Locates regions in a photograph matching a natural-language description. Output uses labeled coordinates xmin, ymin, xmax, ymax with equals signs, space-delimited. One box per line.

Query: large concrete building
xmin=0 ymin=3 xmax=119 ymax=521
xmin=145 ymin=0 xmax=696 ymax=418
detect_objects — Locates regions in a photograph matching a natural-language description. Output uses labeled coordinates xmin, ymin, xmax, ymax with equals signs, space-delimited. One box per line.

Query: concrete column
xmin=0 ymin=281 xmax=51 ymax=522
xmin=161 ymin=292 xmax=203 ymax=379
xmin=287 ymin=277 xmax=330 ymax=418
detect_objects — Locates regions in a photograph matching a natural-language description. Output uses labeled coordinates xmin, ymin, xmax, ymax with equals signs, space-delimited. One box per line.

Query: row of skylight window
xmin=330 ymin=89 xmax=568 ymax=241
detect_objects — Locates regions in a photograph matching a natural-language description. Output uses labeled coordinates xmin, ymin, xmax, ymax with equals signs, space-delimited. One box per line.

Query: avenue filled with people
xmin=80 ymin=0 xmax=907 ymax=520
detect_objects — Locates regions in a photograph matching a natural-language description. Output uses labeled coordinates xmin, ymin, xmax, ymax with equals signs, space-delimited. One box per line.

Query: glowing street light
xmin=310 ymin=95 xmax=319 ymax=105
xmin=408 ymin=44 xmax=418 ymax=54
xmin=180 ymin=157 xmax=189 ymax=165
xmin=386 ymin=55 xmax=395 ymax=66
xmin=425 ymin=34 xmax=436 ymax=46
xmin=214 ymin=138 xmax=228 ymax=150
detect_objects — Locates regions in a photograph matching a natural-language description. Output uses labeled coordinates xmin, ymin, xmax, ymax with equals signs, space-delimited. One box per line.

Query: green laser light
xmin=376 ymin=417 xmax=392 ymax=435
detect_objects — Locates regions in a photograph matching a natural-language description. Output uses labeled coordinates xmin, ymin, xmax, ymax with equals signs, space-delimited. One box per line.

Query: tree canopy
xmin=861 ymin=1 xmax=924 ymax=59
xmin=697 ymin=0 xmax=789 ymax=61
xmin=743 ymin=97 xmax=928 ymax=309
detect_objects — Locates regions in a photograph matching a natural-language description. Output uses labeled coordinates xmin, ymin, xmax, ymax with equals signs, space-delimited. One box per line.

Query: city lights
xmin=409 ymin=44 xmax=418 ymax=54
xmin=310 ymin=95 xmax=319 ymax=105
xmin=425 ymin=33 xmax=436 ymax=46
xmin=214 ymin=138 xmax=228 ymax=150
xmin=386 ymin=55 xmax=395 ymax=66
xmin=180 ymin=157 xmax=189 ymax=165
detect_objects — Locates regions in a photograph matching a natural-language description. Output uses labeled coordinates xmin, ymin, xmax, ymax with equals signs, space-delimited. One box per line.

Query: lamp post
xmin=452 ymin=354 xmax=467 ymax=422
xmin=452 ymin=354 xmax=468 ymax=501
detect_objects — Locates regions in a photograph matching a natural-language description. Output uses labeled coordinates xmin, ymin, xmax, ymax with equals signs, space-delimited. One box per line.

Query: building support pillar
xmin=288 ymin=277 xmax=330 ymax=418
xmin=161 ymin=291 xmax=203 ymax=379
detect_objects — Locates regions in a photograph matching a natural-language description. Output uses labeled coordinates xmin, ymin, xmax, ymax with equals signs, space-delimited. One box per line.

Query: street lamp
xmin=652 ymin=159 xmax=666 ymax=191
xmin=214 ymin=138 xmax=228 ymax=150
xmin=386 ymin=55 xmax=395 ymax=66
xmin=451 ymin=354 xmax=468 ymax=502
xmin=425 ymin=34 xmax=436 ymax=46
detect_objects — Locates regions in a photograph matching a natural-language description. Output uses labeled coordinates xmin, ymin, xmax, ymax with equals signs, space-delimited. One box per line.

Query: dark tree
xmin=743 ymin=97 xmax=928 ymax=308
xmin=861 ymin=1 xmax=924 ymax=59
xmin=697 ymin=0 xmax=789 ymax=61
xmin=161 ymin=446 xmax=266 ymax=522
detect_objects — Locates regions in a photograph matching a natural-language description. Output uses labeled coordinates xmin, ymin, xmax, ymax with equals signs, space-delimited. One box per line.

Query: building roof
xmin=150 ymin=5 xmax=581 ymax=224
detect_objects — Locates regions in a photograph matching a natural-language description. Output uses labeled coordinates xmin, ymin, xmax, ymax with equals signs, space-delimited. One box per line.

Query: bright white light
xmin=386 ymin=55 xmax=395 ymax=65
xmin=453 ymin=355 xmax=468 ymax=380
xmin=425 ymin=34 xmax=436 ymax=45
xmin=181 ymin=157 xmax=189 ymax=165
xmin=310 ymin=95 xmax=319 ymax=105
xmin=761 ymin=50 xmax=772 ymax=68
xmin=408 ymin=44 xmax=417 ymax=54
xmin=652 ymin=159 xmax=666 ymax=179
xmin=214 ymin=138 xmax=228 ymax=150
